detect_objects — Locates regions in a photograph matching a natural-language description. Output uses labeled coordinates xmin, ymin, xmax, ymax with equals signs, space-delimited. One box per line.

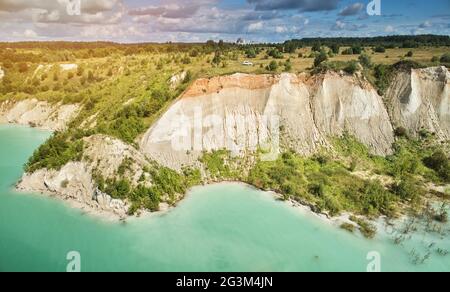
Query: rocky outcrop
xmin=17 ymin=135 xmax=154 ymax=219
xmin=16 ymin=162 xmax=129 ymax=219
xmin=386 ymin=66 xmax=450 ymax=139
xmin=140 ymin=72 xmax=396 ymax=169
xmin=0 ymin=99 xmax=80 ymax=131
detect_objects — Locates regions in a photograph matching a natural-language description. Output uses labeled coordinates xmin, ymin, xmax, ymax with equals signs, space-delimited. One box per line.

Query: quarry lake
xmin=0 ymin=125 xmax=448 ymax=272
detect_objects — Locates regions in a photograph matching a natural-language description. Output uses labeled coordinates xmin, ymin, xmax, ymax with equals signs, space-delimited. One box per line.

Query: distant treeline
xmin=285 ymin=35 xmax=450 ymax=48
xmin=0 ymin=41 xmax=221 ymax=63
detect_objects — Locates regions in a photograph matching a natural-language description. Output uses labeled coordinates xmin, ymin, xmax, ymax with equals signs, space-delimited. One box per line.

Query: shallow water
xmin=0 ymin=125 xmax=448 ymax=272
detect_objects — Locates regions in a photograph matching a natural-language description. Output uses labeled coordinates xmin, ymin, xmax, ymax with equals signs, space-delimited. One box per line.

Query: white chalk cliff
xmin=140 ymin=70 xmax=415 ymax=169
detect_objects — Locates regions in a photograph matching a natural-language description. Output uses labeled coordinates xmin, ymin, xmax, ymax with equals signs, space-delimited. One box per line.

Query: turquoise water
xmin=0 ymin=124 xmax=449 ymax=272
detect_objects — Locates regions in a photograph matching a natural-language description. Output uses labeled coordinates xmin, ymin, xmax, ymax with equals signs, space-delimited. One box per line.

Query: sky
xmin=0 ymin=0 xmax=449 ymax=43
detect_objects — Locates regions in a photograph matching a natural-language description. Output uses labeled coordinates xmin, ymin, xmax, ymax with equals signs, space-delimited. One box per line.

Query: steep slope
xmin=140 ymin=72 xmax=395 ymax=169
xmin=0 ymin=99 xmax=80 ymax=131
xmin=386 ymin=66 xmax=450 ymax=139
xmin=312 ymin=72 xmax=394 ymax=155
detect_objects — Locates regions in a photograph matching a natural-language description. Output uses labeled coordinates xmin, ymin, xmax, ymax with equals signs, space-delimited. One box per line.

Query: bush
xmin=440 ymin=53 xmax=450 ymax=63
xmin=344 ymin=61 xmax=358 ymax=74
xmin=266 ymin=60 xmax=279 ymax=71
xmin=423 ymin=150 xmax=450 ymax=182
xmin=340 ymin=223 xmax=356 ymax=233
xmin=268 ymin=48 xmax=284 ymax=59
xmin=391 ymin=175 xmax=424 ymax=203
xmin=245 ymin=48 xmax=257 ymax=58
xmin=284 ymin=60 xmax=292 ymax=72
xmin=358 ymin=53 xmax=372 ymax=68
xmin=394 ymin=127 xmax=408 ymax=138
xmin=351 ymin=45 xmax=362 ymax=55
xmin=311 ymin=43 xmax=321 ymax=52
xmin=330 ymin=44 xmax=340 ymax=54
xmin=314 ymin=51 xmax=328 ymax=67
xmin=211 ymin=51 xmax=221 ymax=65
xmin=374 ymin=46 xmax=386 ymax=53
xmin=405 ymin=51 xmax=414 ymax=57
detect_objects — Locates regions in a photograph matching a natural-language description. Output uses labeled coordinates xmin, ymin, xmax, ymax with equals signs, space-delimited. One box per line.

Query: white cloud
xmin=248 ymin=21 xmax=264 ymax=32
xmin=385 ymin=25 xmax=395 ymax=33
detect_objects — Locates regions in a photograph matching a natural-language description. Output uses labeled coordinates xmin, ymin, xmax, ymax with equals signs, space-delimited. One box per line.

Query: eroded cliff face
xmin=140 ymin=72 xmax=397 ymax=169
xmin=0 ymin=98 xmax=80 ymax=131
xmin=386 ymin=66 xmax=450 ymax=139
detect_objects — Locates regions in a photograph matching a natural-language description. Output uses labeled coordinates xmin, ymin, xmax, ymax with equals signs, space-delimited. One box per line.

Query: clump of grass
xmin=350 ymin=216 xmax=377 ymax=239
xmin=340 ymin=223 xmax=356 ymax=233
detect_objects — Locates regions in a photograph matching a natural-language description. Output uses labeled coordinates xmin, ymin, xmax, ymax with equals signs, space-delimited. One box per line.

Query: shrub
xmin=211 ymin=51 xmax=221 ymax=65
xmin=344 ymin=61 xmax=359 ymax=74
xmin=266 ymin=60 xmax=278 ymax=71
xmin=405 ymin=51 xmax=414 ymax=57
xmin=423 ymin=150 xmax=450 ymax=182
xmin=245 ymin=48 xmax=257 ymax=58
xmin=340 ymin=223 xmax=356 ymax=233
xmin=374 ymin=46 xmax=386 ymax=53
xmin=351 ymin=45 xmax=362 ymax=55
xmin=358 ymin=53 xmax=372 ymax=68
xmin=440 ymin=53 xmax=450 ymax=63
xmin=268 ymin=48 xmax=284 ymax=59
xmin=394 ymin=127 xmax=408 ymax=137
xmin=391 ymin=175 xmax=424 ymax=203
xmin=314 ymin=51 xmax=328 ymax=67
xmin=284 ymin=60 xmax=292 ymax=72
xmin=330 ymin=44 xmax=340 ymax=54
xmin=311 ymin=43 xmax=321 ymax=52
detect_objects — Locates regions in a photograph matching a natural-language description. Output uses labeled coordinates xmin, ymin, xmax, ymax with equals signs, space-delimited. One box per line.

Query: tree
xmin=351 ymin=45 xmax=362 ymax=54
xmin=245 ymin=48 xmax=257 ymax=58
xmin=330 ymin=44 xmax=340 ymax=54
xmin=314 ymin=51 xmax=328 ymax=67
xmin=284 ymin=60 xmax=292 ymax=72
xmin=284 ymin=42 xmax=297 ymax=54
xmin=311 ymin=43 xmax=321 ymax=52
xmin=212 ymin=51 xmax=221 ymax=65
